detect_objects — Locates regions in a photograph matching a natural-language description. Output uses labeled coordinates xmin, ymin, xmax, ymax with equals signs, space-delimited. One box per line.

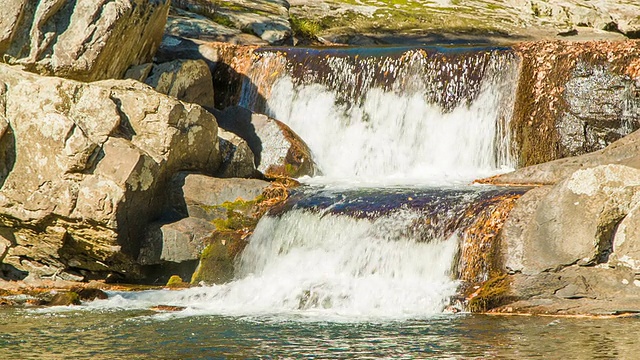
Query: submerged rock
xmin=0 ymin=0 xmax=170 ymax=81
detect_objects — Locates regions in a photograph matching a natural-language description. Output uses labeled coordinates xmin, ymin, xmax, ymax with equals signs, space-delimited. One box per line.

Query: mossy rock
xmin=191 ymin=231 xmax=248 ymax=285
xmin=166 ymin=275 xmax=191 ymax=288
xmin=466 ymin=274 xmax=518 ymax=313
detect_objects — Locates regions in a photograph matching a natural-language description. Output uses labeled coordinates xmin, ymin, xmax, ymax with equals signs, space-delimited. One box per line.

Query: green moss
xmin=466 ymin=274 xmax=513 ymax=313
xmin=166 ymin=275 xmax=187 ymax=288
xmin=191 ymin=242 xmax=235 ymax=284
xmin=291 ymin=15 xmax=323 ymax=39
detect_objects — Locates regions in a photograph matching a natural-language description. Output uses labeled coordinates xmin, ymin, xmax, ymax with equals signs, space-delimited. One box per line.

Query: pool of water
xmin=2 ymin=308 xmax=638 ymax=359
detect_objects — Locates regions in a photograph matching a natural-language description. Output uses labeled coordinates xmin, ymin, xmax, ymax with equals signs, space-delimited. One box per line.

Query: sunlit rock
xmin=143 ymin=59 xmax=215 ymax=108
xmin=0 ymin=64 xmax=220 ymax=281
xmin=0 ymin=0 xmax=170 ymax=81
xmin=502 ymin=165 xmax=640 ymax=275
xmin=214 ymin=106 xmax=316 ymax=178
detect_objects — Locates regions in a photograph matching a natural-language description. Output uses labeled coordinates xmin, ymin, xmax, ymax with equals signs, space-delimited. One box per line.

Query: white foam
xmin=84 ymin=210 xmax=460 ymax=320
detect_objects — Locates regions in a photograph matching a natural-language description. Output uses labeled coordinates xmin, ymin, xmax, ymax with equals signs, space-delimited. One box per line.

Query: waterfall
xmin=240 ymin=47 xmax=520 ymax=185
xmin=84 ymin=47 xmax=523 ymax=319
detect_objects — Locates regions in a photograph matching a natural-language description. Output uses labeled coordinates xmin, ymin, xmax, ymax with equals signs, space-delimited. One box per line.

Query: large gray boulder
xmin=215 ymin=106 xmax=316 ymax=178
xmin=0 ymin=64 xmax=221 ymax=281
xmin=0 ymin=0 xmax=170 ymax=82
xmin=502 ymin=165 xmax=640 ymax=275
xmin=143 ymin=59 xmax=215 ymax=109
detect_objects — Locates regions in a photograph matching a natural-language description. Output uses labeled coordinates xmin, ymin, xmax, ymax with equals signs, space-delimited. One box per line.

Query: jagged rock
xmin=215 ymin=106 xmax=316 ymax=178
xmin=144 ymin=59 xmax=215 ymax=108
xmin=140 ymin=174 xmax=268 ymax=282
xmin=502 ymin=165 xmax=640 ymax=275
xmin=0 ymin=64 xmax=221 ymax=281
xmin=610 ymin=203 xmax=640 ymax=270
xmin=0 ymin=0 xmax=170 ymax=82
xmin=138 ymin=217 xmax=216 ymax=265
xmin=216 ymin=129 xmax=257 ymax=178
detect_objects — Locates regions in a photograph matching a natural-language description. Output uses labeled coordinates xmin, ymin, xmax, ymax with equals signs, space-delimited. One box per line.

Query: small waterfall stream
xmin=90 ymin=46 xmax=523 ymax=319
xmin=241 ymin=47 xmax=519 ymax=184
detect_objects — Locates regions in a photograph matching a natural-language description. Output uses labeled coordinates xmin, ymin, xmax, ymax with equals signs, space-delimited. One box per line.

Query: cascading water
xmin=240 ymin=47 xmax=519 ymax=185
xmin=86 ymin=46 xmax=523 ymax=319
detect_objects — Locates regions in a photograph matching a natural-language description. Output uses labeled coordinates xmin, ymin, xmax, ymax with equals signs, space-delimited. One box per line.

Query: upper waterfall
xmin=239 ymin=47 xmax=520 ymax=185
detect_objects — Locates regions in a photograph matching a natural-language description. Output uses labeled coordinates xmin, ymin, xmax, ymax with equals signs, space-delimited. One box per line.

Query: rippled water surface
xmin=2 ymin=308 xmax=640 ymax=359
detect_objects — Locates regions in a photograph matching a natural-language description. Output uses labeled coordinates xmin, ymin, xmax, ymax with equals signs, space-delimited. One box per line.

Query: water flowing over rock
xmin=0 ymin=64 xmax=221 ymax=282
xmin=238 ymin=46 xmax=518 ymax=183
xmin=0 ymin=0 xmax=170 ymax=81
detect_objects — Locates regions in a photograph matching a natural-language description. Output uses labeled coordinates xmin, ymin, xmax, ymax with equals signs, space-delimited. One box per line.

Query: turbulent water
xmin=241 ymin=47 xmax=519 ymax=185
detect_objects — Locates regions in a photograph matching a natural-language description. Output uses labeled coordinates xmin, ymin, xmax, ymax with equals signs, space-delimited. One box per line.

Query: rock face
xmin=511 ymin=41 xmax=640 ymax=167
xmin=502 ymin=165 xmax=640 ymax=275
xmin=139 ymin=173 xmax=270 ymax=284
xmin=289 ymin=0 xmax=638 ymax=46
xmin=0 ymin=64 xmax=221 ymax=282
xmin=144 ymin=59 xmax=215 ymax=109
xmin=480 ymin=128 xmax=640 ymax=186
xmin=0 ymin=0 xmax=170 ymax=82
xmin=556 ymin=61 xmax=640 ymax=158
xmin=215 ymin=106 xmax=316 ymax=178
xmin=472 ymin=164 xmax=640 ymax=315
xmin=216 ymin=129 xmax=257 ymax=178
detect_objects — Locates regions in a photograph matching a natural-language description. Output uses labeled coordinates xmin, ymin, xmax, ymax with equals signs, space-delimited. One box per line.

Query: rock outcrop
xmin=0 ymin=64 xmax=221 ymax=282
xmin=511 ymin=41 xmax=640 ymax=167
xmin=169 ymin=0 xmax=292 ymax=45
xmin=138 ymin=173 xmax=271 ymax=284
xmin=480 ymin=128 xmax=640 ymax=186
xmin=214 ymin=106 xmax=316 ymax=178
xmin=470 ymin=164 xmax=640 ymax=315
xmin=0 ymin=0 xmax=170 ymax=81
